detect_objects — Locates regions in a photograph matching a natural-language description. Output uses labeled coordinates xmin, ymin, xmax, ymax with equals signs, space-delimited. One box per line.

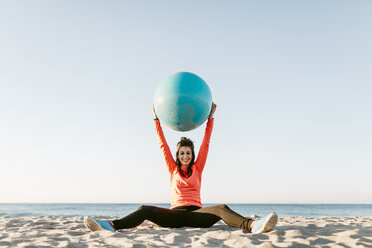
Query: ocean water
xmin=0 ymin=204 xmax=371 ymax=218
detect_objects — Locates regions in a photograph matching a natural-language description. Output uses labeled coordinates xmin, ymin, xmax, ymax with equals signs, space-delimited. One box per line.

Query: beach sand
xmin=1 ymin=216 xmax=371 ymax=247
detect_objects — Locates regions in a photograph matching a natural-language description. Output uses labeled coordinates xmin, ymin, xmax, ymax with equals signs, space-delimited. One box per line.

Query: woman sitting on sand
xmin=84 ymin=103 xmax=278 ymax=234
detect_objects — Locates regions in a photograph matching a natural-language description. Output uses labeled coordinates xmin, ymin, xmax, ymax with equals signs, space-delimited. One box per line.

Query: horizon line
xmin=1 ymin=202 xmax=372 ymax=205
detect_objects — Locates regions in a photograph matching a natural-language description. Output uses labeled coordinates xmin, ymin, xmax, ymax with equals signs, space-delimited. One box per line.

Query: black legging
xmin=112 ymin=204 xmax=253 ymax=231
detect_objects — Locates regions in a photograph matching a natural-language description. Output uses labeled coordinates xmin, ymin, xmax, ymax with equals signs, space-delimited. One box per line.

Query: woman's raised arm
xmin=153 ymin=105 xmax=177 ymax=173
xmin=195 ymin=102 xmax=216 ymax=172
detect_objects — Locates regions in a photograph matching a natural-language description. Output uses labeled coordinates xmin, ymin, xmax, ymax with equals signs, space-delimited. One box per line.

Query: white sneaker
xmin=84 ymin=216 xmax=115 ymax=232
xmin=251 ymin=212 xmax=278 ymax=234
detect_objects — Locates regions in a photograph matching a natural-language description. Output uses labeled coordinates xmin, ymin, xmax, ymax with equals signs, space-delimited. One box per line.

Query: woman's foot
xmin=251 ymin=212 xmax=278 ymax=234
xmin=84 ymin=216 xmax=115 ymax=232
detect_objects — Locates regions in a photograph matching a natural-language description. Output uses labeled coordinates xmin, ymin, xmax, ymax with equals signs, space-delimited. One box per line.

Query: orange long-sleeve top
xmin=154 ymin=118 xmax=214 ymax=209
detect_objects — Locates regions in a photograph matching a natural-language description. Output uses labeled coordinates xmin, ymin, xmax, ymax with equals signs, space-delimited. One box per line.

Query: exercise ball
xmin=154 ymin=72 xmax=212 ymax=131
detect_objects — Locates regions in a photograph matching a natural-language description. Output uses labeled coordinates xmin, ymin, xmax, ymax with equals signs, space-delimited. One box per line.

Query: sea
xmin=0 ymin=204 xmax=371 ymax=218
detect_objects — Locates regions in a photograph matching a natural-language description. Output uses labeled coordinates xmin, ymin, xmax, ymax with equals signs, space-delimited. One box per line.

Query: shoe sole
xmin=253 ymin=212 xmax=278 ymax=234
xmin=84 ymin=216 xmax=103 ymax=232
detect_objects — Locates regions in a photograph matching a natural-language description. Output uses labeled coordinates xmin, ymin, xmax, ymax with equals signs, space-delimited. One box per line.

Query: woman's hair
xmin=175 ymin=137 xmax=195 ymax=177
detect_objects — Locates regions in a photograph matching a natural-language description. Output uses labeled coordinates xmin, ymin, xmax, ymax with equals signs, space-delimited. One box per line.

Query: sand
xmin=1 ymin=216 xmax=372 ymax=247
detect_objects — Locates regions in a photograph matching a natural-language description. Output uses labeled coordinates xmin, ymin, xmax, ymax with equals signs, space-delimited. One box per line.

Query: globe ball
xmin=153 ymin=72 xmax=212 ymax=131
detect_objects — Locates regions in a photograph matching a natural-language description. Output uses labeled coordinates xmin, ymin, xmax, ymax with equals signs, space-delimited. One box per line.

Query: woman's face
xmin=178 ymin=146 xmax=193 ymax=167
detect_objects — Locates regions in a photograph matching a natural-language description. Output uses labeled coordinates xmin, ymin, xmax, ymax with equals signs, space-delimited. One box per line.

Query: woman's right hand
xmin=152 ymin=104 xmax=159 ymax=120
xmin=209 ymin=102 xmax=217 ymax=119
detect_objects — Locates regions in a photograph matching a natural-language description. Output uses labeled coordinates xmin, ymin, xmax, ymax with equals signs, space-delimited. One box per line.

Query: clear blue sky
xmin=1 ymin=1 xmax=371 ymax=203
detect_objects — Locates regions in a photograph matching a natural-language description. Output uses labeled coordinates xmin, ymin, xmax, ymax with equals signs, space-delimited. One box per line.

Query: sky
xmin=1 ymin=0 xmax=371 ymax=204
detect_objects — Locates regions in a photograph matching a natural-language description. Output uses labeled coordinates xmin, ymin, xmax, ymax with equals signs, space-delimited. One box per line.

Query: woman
xmin=84 ymin=103 xmax=278 ymax=234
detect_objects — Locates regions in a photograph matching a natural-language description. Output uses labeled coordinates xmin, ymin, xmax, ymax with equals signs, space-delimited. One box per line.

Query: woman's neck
xmin=179 ymin=165 xmax=190 ymax=177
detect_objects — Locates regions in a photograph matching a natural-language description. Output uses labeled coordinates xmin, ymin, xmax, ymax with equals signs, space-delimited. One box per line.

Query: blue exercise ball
xmin=154 ymin=72 xmax=212 ymax=131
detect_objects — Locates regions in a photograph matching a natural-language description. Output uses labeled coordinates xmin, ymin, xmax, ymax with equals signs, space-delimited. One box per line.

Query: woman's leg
xmin=111 ymin=205 xmax=190 ymax=230
xmin=194 ymin=204 xmax=253 ymax=231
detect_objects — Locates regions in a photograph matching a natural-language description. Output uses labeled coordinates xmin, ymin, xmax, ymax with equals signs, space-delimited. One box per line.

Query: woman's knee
xmin=137 ymin=205 xmax=154 ymax=212
xmin=216 ymin=204 xmax=230 ymax=210
xmin=137 ymin=205 xmax=146 ymax=210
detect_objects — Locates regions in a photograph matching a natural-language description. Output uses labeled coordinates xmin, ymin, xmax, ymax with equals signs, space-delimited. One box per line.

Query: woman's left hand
xmin=209 ymin=102 xmax=217 ymax=119
xmin=152 ymin=104 xmax=159 ymax=120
